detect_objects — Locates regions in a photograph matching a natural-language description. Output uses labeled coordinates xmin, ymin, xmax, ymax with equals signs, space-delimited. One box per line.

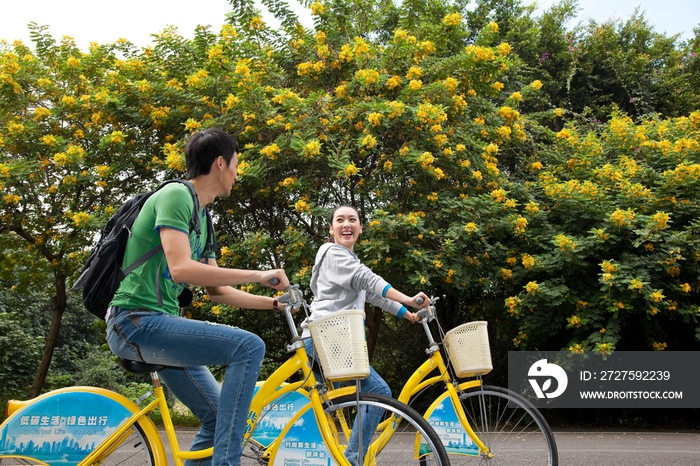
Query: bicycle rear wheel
xmin=326 ymin=393 xmax=449 ymax=466
xmin=452 ymin=385 xmax=557 ymax=465
xmin=89 ymin=419 xmax=156 ymax=466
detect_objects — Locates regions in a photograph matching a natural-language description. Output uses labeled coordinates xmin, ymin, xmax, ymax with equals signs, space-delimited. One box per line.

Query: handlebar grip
xmin=269 ymin=278 xmax=280 ymax=286
xmin=416 ymin=297 xmax=424 ymax=305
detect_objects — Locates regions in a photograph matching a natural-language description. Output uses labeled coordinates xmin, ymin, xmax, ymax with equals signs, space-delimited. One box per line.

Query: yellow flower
xmin=554 ymin=233 xmax=576 ymax=252
xmin=531 ymin=80 xmax=543 ymax=90
xmin=651 ymin=211 xmax=670 ymax=230
xmin=406 ymin=66 xmax=422 ymax=80
xmin=567 ymin=315 xmax=581 ymax=328
xmin=504 ymin=296 xmax=521 ymax=316
xmin=344 ymin=163 xmax=359 ymax=177
xmin=294 ymin=199 xmax=311 ymax=213
xmin=628 ymin=278 xmax=644 ymax=291
xmin=355 ymin=69 xmax=380 ymax=86
xmin=33 ymin=107 xmax=51 ymax=120
xmin=302 ymin=140 xmax=322 ymax=158
xmin=442 ymin=12 xmax=462 ymax=27
xmin=249 ymin=17 xmax=265 ymax=30
xmin=491 ymin=188 xmax=507 ymax=202
xmin=680 ymin=283 xmax=691 ymax=293
xmin=71 ymin=212 xmax=91 ymax=227
xmin=569 ymin=344 xmax=584 ymax=354
xmin=650 ymin=290 xmax=665 ymax=302
xmin=492 ymin=81 xmax=504 ymax=92
xmin=4 ymin=193 xmax=19 ymax=205
xmin=513 ymin=216 xmax=528 ymax=235
xmin=610 ymin=208 xmax=636 ymax=227
xmin=184 ymin=118 xmax=202 ymax=132
xmin=464 ymin=222 xmax=478 ymax=233
xmin=409 ymin=79 xmax=423 ymax=90
xmin=521 ymin=254 xmax=535 ymax=269
xmin=310 ymin=1 xmax=324 ymax=15
xmin=361 ymin=134 xmax=377 ymax=149
xmin=443 ymin=77 xmax=459 ymax=93
xmin=497 ymin=42 xmax=512 ymax=56
xmin=367 ymin=112 xmax=382 ymax=126
xmin=500 ymin=268 xmax=512 ymax=280
xmin=260 ymin=143 xmax=281 ymax=159
xmin=652 ymin=342 xmax=667 ymax=351
xmin=386 ymin=75 xmax=402 ymax=89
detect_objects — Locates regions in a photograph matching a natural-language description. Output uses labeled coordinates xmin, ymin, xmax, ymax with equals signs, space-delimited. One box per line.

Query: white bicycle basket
xmin=443 ymin=321 xmax=493 ymax=378
xmin=308 ymin=309 xmax=370 ymax=381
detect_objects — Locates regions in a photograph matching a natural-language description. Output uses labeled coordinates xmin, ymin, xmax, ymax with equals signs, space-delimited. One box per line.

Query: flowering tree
xmin=504 ymin=112 xmax=700 ymax=354
xmin=0 ymin=26 xmax=173 ymax=396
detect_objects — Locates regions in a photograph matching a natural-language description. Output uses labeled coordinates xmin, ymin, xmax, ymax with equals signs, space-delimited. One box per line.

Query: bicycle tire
xmin=325 ymin=393 xmax=450 ymax=466
xmin=451 ymin=384 xmax=558 ymax=466
xmin=88 ymin=419 xmax=156 ymax=466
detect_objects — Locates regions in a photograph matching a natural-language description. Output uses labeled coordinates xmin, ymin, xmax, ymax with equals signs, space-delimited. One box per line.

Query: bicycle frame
xmin=394 ymin=346 xmax=489 ymax=455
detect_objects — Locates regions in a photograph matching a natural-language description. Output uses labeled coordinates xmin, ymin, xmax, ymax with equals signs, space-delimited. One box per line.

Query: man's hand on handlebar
xmin=265 ymin=272 xmax=290 ymax=290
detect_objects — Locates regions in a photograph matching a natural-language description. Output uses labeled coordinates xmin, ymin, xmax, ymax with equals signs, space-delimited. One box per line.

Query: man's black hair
xmin=184 ymin=128 xmax=239 ymax=179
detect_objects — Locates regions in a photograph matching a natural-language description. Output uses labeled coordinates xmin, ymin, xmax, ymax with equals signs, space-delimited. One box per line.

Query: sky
xmin=0 ymin=0 xmax=698 ymax=51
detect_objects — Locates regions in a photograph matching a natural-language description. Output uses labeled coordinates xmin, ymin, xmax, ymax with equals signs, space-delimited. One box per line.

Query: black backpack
xmin=71 ymin=180 xmax=216 ymax=319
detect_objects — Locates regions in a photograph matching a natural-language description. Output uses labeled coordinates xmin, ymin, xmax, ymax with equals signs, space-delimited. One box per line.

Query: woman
xmin=301 ymin=204 xmax=428 ymax=466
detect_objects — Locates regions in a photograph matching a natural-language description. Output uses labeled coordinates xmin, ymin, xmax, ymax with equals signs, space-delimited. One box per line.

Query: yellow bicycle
xmin=0 ymin=286 xmax=449 ymax=466
xmin=397 ymin=296 xmax=558 ymax=465
xmin=322 ymin=296 xmax=558 ymax=465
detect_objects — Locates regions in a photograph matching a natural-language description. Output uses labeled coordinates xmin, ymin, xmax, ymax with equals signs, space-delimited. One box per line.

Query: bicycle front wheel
xmin=326 ymin=393 xmax=449 ymax=466
xmin=453 ymin=384 xmax=557 ymax=466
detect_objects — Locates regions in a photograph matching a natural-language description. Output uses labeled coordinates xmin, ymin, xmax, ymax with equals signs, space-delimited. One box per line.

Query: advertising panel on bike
xmin=0 ymin=391 xmax=133 ymax=465
xmin=509 ymin=351 xmax=700 ymax=408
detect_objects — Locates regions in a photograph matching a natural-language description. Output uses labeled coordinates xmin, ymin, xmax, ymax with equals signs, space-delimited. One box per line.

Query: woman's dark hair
xmin=326 ymin=204 xmax=361 ymax=243
xmin=184 ymin=128 xmax=239 ymax=179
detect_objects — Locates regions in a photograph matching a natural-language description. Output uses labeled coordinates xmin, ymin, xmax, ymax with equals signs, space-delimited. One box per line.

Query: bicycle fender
xmin=423 ymin=389 xmax=480 ymax=457
xmin=250 ymin=382 xmax=311 ymax=448
xmin=267 ymin=399 xmax=346 ymax=466
xmin=0 ymin=386 xmax=166 ymax=466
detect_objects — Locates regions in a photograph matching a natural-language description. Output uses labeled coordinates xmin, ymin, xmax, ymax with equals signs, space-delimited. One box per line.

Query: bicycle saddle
xmin=118 ymin=357 xmax=165 ymax=373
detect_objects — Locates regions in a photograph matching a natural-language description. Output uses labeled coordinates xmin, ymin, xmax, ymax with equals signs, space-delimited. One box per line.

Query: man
xmin=106 ymin=128 xmax=289 ymax=466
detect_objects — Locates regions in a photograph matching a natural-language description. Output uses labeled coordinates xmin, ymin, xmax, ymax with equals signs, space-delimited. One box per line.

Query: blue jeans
xmin=106 ymin=308 xmax=265 ymax=466
xmin=304 ymin=339 xmax=391 ymax=466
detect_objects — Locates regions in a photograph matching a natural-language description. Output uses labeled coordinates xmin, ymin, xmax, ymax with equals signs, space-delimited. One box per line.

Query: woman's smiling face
xmin=330 ymin=206 xmax=362 ymax=250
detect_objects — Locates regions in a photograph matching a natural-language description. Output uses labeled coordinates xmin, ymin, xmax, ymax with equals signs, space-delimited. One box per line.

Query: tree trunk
xmin=29 ymin=276 xmax=67 ymax=398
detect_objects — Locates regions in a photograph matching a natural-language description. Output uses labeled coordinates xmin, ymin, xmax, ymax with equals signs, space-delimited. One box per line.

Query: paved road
xmin=166 ymin=428 xmax=700 ymax=465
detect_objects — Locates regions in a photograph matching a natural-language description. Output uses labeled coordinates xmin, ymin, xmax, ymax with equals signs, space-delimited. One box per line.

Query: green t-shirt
xmin=110 ymin=182 xmax=215 ymax=315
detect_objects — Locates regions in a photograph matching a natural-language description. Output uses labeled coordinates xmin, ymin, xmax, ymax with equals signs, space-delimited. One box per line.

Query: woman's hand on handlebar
xmin=411 ymin=292 xmax=430 ymax=309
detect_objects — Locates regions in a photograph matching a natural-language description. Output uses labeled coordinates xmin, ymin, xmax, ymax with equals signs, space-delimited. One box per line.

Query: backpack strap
xmin=152 ymin=180 xmax=215 ymax=308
